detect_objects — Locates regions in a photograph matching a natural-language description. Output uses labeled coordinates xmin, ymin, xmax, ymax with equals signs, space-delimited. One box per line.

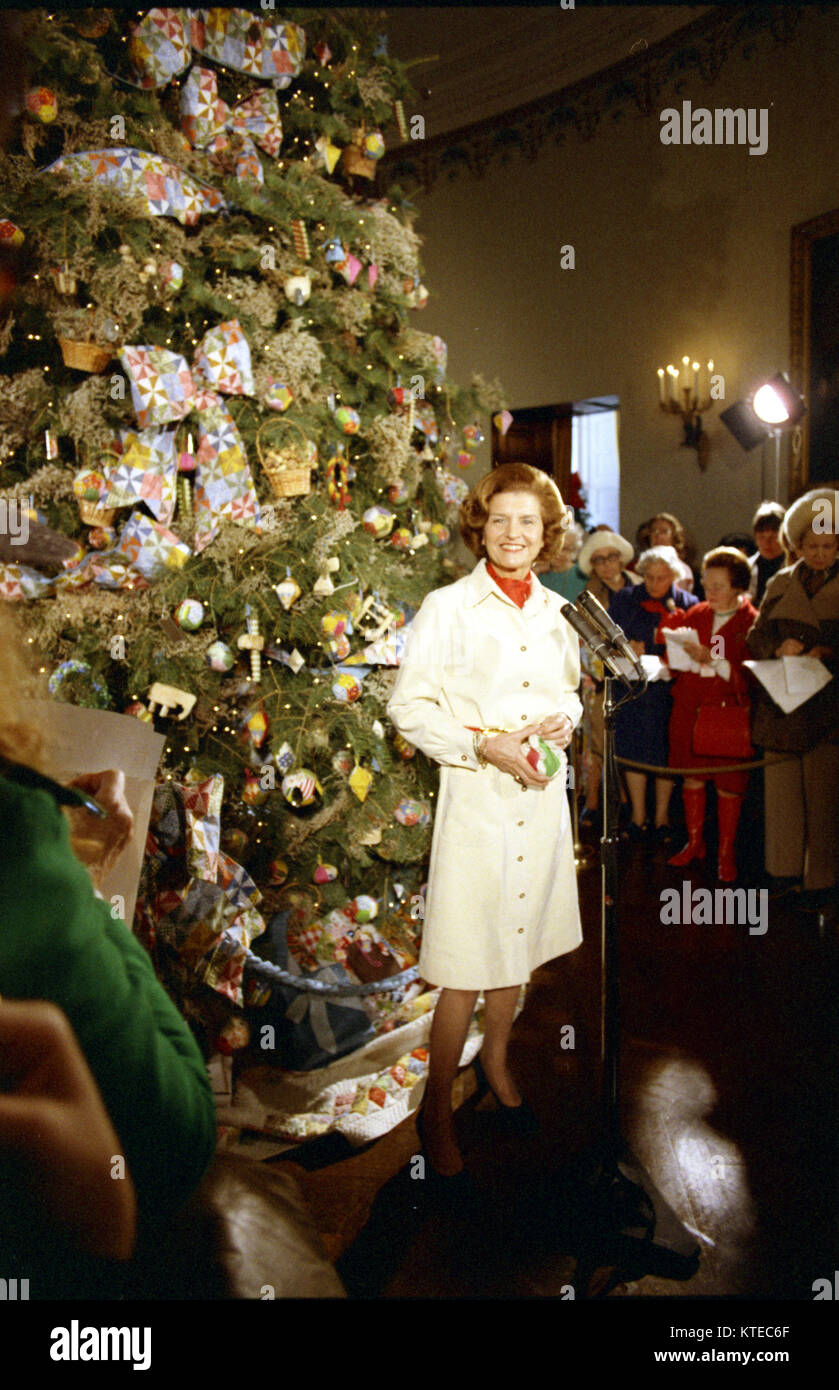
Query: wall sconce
xmin=657 ymin=355 xmax=715 ymax=469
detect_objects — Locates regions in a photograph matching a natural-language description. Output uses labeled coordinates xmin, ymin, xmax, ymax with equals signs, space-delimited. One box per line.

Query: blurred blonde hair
xmin=0 ymin=603 xmax=50 ymax=771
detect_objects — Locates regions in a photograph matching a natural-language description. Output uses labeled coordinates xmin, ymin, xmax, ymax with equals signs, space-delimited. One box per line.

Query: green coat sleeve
xmin=0 ymin=777 xmax=216 ymax=1225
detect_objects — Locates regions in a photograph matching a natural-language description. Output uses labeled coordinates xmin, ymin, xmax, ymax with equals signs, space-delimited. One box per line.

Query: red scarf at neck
xmin=487 ymin=560 xmax=532 ymax=608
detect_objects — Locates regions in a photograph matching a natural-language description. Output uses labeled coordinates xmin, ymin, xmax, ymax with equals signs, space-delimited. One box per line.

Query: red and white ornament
xmin=281 ymin=769 xmax=323 ymax=809
xmin=25 ymin=86 xmax=57 ymax=123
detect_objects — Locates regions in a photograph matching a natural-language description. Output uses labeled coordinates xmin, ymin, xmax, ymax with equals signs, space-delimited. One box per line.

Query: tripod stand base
xmin=566 ymin=1142 xmax=701 ymax=1282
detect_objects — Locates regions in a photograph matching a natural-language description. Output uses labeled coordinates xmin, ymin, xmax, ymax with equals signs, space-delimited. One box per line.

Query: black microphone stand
xmin=559 ymin=609 xmax=701 ymax=1289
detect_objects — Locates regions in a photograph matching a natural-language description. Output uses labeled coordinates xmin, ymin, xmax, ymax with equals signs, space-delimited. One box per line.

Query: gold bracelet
xmin=473 ymin=730 xmax=488 ymax=768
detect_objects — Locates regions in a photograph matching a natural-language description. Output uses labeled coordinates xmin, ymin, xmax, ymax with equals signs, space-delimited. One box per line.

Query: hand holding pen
xmin=66 ymin=770 xmax=134 ymax=892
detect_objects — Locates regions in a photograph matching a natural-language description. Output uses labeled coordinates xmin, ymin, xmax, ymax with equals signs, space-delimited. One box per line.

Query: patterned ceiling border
xmin=380 ymin=4 xmax=812 ymax=193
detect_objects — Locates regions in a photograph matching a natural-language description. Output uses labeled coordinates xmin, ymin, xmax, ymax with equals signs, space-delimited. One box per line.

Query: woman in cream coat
xmin=388 ymin=463 xmax=583 ymax=1184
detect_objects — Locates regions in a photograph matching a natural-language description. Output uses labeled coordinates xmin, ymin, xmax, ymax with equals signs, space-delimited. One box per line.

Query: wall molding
xmin=381 ymin=5 xmax=810 ymax=193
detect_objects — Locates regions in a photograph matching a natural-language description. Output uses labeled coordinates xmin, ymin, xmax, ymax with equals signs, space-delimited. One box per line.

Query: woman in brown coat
xmin=746 ymin=489 xmax=839 ymax=903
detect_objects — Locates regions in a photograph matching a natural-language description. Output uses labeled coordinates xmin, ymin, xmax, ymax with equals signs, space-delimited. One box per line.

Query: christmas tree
xmin=0 ymin=8 xmax=504 ymax=1090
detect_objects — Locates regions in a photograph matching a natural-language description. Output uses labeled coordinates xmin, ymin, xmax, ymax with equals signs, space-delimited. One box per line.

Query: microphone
xmin=560 ymin=602 xmax=641 ymax=683
xmin=577 ymin=590 xmax=645 ymax=677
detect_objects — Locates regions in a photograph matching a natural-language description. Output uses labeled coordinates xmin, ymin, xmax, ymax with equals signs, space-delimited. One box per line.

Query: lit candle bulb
xmin=692 ymin=361 xmax=700 ymax=398
xmin=657 ymin=367 xmax=666 ymax=404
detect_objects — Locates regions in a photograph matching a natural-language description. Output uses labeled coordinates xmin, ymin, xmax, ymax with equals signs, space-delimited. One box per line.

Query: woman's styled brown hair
xmin=702 ymin=546 xmax=751 ymax=593
xmin=636 ymin=512 xmax=687 ymax=558
xmin=459 ymin=462 xmax=571 ymax=568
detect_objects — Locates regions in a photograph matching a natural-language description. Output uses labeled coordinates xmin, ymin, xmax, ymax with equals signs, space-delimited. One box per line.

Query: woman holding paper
xmin=745 ymin=491 xmax=839 ymax=902
xmin=657 ymin=548 xmax=758 ymax=881
xmin=609 ymin=546 xmax=698 ymax=841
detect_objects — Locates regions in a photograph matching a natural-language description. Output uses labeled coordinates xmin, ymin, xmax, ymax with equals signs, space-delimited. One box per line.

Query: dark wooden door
xmin=491 ymin=405 xmax=573 ymax=497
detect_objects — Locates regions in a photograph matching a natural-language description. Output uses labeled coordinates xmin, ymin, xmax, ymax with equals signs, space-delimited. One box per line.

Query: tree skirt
xmin=215 ymin=993 xmax=487 ymax=1154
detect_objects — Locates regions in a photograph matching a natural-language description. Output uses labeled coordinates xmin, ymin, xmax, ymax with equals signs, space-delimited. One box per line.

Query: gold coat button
xmin=523 ymin=680 xmax=530 ymax=687
xmin=517 ymin=820 xmax=524 ymax=827
xmin=517 ymin=855 xmax=523 ymax=862
xmin=519 ymin=892 xmax=526 ymax=899
xmin=518 ymin=927 xmax=524 ymax=934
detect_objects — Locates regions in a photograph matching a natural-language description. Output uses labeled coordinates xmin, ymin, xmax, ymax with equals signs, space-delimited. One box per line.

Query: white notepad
xmin=744 ymin=656 xmax=831 ymax=713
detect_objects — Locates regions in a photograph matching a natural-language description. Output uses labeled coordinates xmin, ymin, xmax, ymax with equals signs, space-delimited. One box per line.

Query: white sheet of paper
xmin=744 ymin=657 xmax=831 ymax=713
xmin=664 ymin=629 xmax=702 ymax=673
xmin=33 ymin=700 xmax=164 ymax=928
xmin=639 ymin=654 xmax=670 ymax=682
xmin=782 ymin=654 xmax=831 ymax=697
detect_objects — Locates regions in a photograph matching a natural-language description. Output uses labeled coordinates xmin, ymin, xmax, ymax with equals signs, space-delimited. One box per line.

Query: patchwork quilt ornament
xmin=119 ymin=325 xmax=260 ymax=551
xmin=103 ymin=427 xmax=178 ymax=526
xmin=129 ymin=8 xmax=306 ymax=91
xmin=111 ymin=509 xmax=191 ymax=579
xmin=180 ymin=66 xmax=284 ymax=185
xmin=192 ymin=394 xmax=260 ymax=554
xmin=120 ymin=346 xmax=197 ymax=430
xmin=139 ymin=773 xmax=267 ymax=1007
xmin=44 ymin=149 xmax=226 ymax=226
xmin=194 ymin=319 xmax=255 ymax=397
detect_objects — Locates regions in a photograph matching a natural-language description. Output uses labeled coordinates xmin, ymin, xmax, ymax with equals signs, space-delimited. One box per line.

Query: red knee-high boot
xmin=668 ymin=785 xmax=707 ymax=866
xmin=717 ymin=793 xmax=743 ymax=883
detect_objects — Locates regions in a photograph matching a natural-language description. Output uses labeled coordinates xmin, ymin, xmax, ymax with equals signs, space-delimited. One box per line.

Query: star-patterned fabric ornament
xmin=183 ymin=773 xmax=224 ymax=882
xmin=129 ymin=7 xmax=193 ymax=88
xmin=44 ymin=148 xmax=225 ymax=226
xmin=192 ymin=394 xmax=260 ymax=554
xmin=120 ymin=346 xmax=197 ymax=431
xmin=119 ymin=330 xmax=260 ymax=550
xmin=103 ymin=427 xmax=178 ymax=526
xmin=111 ymin=509 xmax=191 ymax=579
xmin=193 ymin=319 xmax=254 ymax=397
xmin=129 ymin=8 xmax=305 ymax=91
xmin=180 ymin=67 xmax=284 ymax=186
xmin=144 ymin=773 xmax=266 ymax=1007
xmin=0 ymin=562 xmax=54 ymax=600
xmin=191 ymin=8 xmax=305 ymax=86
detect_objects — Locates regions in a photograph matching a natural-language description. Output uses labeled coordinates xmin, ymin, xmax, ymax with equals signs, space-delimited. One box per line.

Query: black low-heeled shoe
xmin=413 ymin=1106 xmax=482 ymax=1214
xmin=472 ymin=1054 xmax=540 ymax=1136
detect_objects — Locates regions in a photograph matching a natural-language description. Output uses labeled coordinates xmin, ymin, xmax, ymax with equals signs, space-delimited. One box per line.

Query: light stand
xmin=553 ymin=600 xmax=701 ymax=1288
xmin=570 ymin=681 xmax=595 ymax=867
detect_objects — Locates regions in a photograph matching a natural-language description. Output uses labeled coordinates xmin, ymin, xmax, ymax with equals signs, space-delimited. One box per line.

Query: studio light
xmin=751 ymin=372 xmax=806 ymax=427
xmin=720 ymin=372 xmax=807 ymax=499
xmin=719 ymin=400 xmax=768 ymax=452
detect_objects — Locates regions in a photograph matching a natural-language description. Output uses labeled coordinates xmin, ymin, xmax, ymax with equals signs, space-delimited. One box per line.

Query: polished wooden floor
xmin=278 ymin=789 xmax=838 ymax=1299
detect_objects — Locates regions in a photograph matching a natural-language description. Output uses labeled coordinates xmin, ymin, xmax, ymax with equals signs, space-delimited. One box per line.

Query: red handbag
xmin=691 ymin=700 xmax=753 ymax=760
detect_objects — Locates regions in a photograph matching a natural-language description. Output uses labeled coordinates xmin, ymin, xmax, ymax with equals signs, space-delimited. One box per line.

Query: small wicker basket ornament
xmin=257 ymin=418 xmax=317 ymax=498
xmin=73 ymin=463 xmax=116 ymax=527
xmin=58 ymin=337 xmax=112 ymax=373
xmin=341 ymin=125 xmax=376 ymax=180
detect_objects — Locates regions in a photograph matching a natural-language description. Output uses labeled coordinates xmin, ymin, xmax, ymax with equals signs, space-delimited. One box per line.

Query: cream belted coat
xmin=387 ymin=558 xmax=584 ymax=989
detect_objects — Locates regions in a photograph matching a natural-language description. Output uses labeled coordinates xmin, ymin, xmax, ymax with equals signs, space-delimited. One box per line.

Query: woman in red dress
xmin=658 ymin=547 xmax=758 ymax=882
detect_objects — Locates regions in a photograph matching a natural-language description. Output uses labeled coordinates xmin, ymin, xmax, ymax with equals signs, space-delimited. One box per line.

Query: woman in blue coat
xmin=609 ymin=546 xmax=698 ymax=840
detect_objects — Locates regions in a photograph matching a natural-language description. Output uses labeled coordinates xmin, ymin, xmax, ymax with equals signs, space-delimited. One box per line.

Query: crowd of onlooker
xmin=537 ymin=491 xmax=839 ymax=908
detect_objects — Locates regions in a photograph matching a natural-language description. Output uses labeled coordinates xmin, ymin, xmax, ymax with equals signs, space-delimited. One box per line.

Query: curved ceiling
xmin=383 ymin=5 xmax=712 ymax=145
